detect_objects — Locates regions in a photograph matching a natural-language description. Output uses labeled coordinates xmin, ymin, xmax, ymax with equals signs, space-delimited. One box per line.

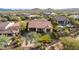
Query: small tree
xmin=19 ymin=20 xmax=26 ymax=32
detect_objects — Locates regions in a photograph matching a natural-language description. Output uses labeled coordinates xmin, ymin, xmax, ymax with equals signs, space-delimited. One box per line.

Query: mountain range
xmin=0 ymin=8 xmax=79 ymax=11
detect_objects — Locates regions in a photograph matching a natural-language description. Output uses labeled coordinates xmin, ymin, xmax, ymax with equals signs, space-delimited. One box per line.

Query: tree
xmin=19 ymin=20 xmax=26 ymax=31
xmin=9 ymin=16 xmax=21 ymax=21
xmin=47 ymin=15 xmax=60 ymax=31
xmin=47 ymin=15 xmax=60 ymax=39
xmin=20 ymin=16 xmax=26 ymax=20
xmin=67 ymin=16 xmax=79 ymax=26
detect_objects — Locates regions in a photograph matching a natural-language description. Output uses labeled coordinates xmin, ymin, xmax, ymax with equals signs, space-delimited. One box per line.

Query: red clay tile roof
xmin=0 ymin=29 xmax=13 ymax=34
xmin=0 ymin=21 xmax=10 ymax=30
xmin=28 ymin=19 xmax=52 ymax=29
xmin=0 ymin=21 xmax=20 ymax=34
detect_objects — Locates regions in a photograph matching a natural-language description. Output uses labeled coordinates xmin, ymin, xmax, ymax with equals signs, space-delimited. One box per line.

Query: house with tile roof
xmin=28 ymin=19 xmax=52 ymax=33
xmin=0 ymin=21 xmax=20 ymax=35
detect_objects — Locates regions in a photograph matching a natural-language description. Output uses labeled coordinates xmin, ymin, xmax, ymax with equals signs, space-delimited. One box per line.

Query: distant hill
xmin=0 ymin=8 xmax=32 ymax=11
xmin=0 ymin=8 xmax=14 ymax=11
xmin=53 ymin=8 xmax=79 ymax=14
xmin=0 ymin=8 xmax=79 ymax=11
xmin=57 ymin=8 xmax=79 ymax=11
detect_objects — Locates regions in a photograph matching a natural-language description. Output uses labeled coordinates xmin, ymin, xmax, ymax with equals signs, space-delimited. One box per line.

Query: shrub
xmin=38 ymin=34 xmax=52 ymax=43
xmin=0 ymin=35 xmax=10 ymax=48
xmin=60 ymin=37 xmax=79 ymax=50
xmin=64 ymin=27 xmax=70 ymax=34
xmin=26 ymin=32 xmax=41 ymax=41
xmin=8 ymin=35 xmax=24 ymax=49
xmin=26 ymin=32 xmax=52 ymax=44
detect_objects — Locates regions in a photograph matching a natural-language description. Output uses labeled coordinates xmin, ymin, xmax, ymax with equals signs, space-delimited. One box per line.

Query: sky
xmin=0 ymin=0 xmax=79 ymax=9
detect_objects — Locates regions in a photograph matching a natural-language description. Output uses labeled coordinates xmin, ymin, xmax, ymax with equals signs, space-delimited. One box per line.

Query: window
xmin=37 ymin=28 xmax=43 ymax=32
xmin=58 ymin=21 xmax=64 ymax=24
xmin=29 ymin=28 xmax=36 ymax=31
xmin=46 ymin=29 xmax=50 ymax=32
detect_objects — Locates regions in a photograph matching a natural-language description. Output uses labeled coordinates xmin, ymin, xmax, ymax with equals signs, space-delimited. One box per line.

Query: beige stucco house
xmin=28 ymin=19 xmax=53 ymax=33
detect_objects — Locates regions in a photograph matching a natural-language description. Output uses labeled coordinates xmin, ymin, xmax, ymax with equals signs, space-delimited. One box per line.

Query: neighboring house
xmin=51 ymin=12 xmax=57 ymax=15
xmin=0 ymin=21 xmax=20 ymax=35
xmin=23 ymin=14 xmax=30 ymax=19
xmin=24 ymin=14 xmax=40 ymax=17
xmin=68 ymin=12 xmax=79 ymax=15
xmin=55 ymin=16 xmax=69 ymax=26
xmin=28 ymin=19 xmax=52 ymax=33
xmin=43 ymin=8 xmax=57 ymax=16
xmin=23 ymin=14 xmax=41 ymax=19
xmin=43 ymin=8 xmax=53 ymax=15
xmin=43 ymin=12 xmax=52 ymax=15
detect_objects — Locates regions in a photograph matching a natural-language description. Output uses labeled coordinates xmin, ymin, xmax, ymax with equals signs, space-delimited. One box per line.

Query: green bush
xmin=26 ymin=32 xmax=52 ymax=43
xmin=60 ymin=37 xmax=79 ymax=50
xmin=38 ymin=34 xmax=52 ymax=43
xmin=26 ymin=32 xmax=41 ymax=41
xmin=0 ymin=35 xmax=10 ymax=48
xmin=26 ymin=32 xmax=53 ymax=44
